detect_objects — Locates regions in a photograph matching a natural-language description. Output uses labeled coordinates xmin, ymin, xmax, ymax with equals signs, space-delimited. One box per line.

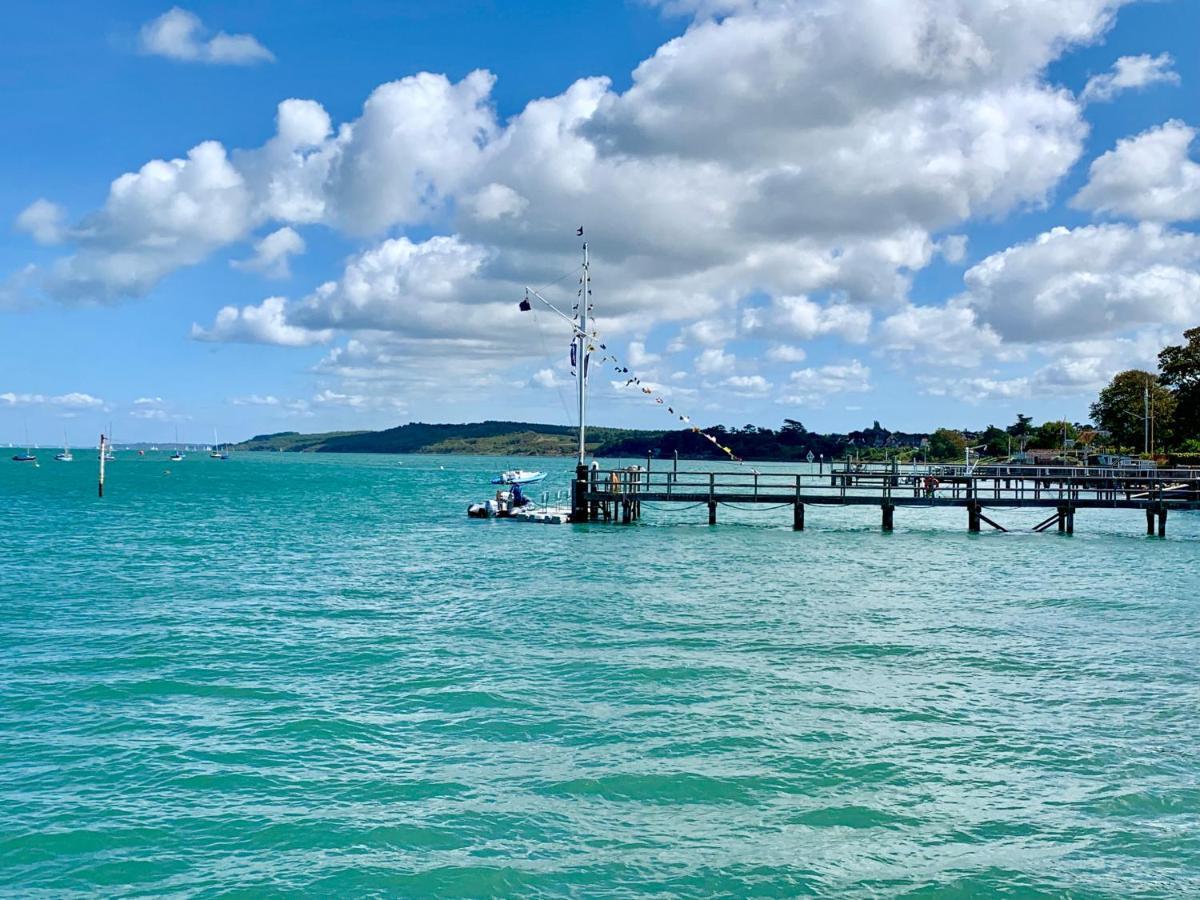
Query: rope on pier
xmin=713 ymin=502 xmax=794 ymax=512
xmin=639 ymin=501 xmax=708 ymax=511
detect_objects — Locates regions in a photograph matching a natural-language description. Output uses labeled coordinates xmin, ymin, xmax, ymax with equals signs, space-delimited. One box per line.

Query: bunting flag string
xmin=586 ymin=337 xmax=750 ymax=467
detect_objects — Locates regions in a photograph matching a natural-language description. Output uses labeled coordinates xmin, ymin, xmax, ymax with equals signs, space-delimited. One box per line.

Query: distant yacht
xmin=170 ymin=427 xmax=185 ymax=461
xmin=210 ymin=428 xmax=229 ymax=459
xmin=12 ymin=424 xmax=37 ymax=462
xmin=54 ymin=431 xmax=73 ymax=462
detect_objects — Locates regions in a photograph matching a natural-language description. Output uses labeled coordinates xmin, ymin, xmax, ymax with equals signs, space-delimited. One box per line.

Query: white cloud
xmin=962 ymin=223 xmax=1200 ymax=343
xmin=779 ymin=360 xmax=871 ymax=406
xmin=139 ymin=7 xmax=275 ymax=65
xmin=1080 ymin=52 xmax=1178 ymax=104
xmin=133 ymin=396 xmax=164 ymax=405
xmin=48 ymin=141 xmax=252 ymax=302
xmin=877 ymin=303 xmax=1007 ymax=368
xmin=1072 ymin=120 xmax=1200 ymax=223
xmin=766 ymin=344 xmax=806 ymax=364
xmin=745 ymin=296 xmax=872 ymax=344
xmin=531 ymin=368 xmax=564 ymax=388
xmin=325 ymin=71 xmax=498 ymax=234
xmin=464 ymin=183 xmax=528 ymax=222
xmin=17 ymin=0 xmax=1156 ymax=409
xmin=232 ymin=394 xmax=281 ymax=406
xmin=694 ymin=347 xmax=735 ymax=375
xmin=723 ymin=374 xmax=770 ymax=395
xmin=15 ymin=199 xmax=67 ymax=245
xmin=290 ymin=235 xmax=499 ymax=338
xmin=668 ymin=319 xmax=730 ymax=351
xmin=626 ymin=341 xmax=660 ymax=368
xmin=938 ymin=234 xmax=969 ymax=264
xmin=1 ymin=391 xmax=104 ymax=409
xmin=232 ymin=227 xmax=306 ymax=279
xmin=191 ymin=296 xmax=332 ymax=347
xmin=130 ymin=407 xmax=170 ymax=420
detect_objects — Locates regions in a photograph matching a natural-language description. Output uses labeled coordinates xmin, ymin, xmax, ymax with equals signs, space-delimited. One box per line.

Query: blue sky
xmin=3 ymin=0 xmax=1199 ymax=445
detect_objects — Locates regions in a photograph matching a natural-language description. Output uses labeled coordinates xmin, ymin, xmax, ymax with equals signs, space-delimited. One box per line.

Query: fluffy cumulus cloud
xmin=878 ymin=303 xmax=1007 ymax=368
xmin=16 ymin=199 xmax=67 ymax=245
xmin=232 ymin=226 xmax=306 ymax=278
xmin=1080 ymin=52 xmax=1178 ymax=104
xmin=139 ymin=7 xmax=275 ymax=65
xmin=17 ymin=0 xmax=1185 ymax=416
xmin=962 ymin=223 xmax=1200 ymax=344
xmin=1073 ymin=120 xmax=1200 ymax=223
xmin=780 ymin=361 xmax=871 ymax=406
xmin=48 ymin=141 xmax=252 ymax=302
xmin=191 ymin=296 xmax=332 ymax=347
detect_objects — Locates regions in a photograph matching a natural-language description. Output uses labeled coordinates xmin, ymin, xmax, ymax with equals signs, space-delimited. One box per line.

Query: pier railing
xmin=584 ymin=466 xmax=1200 ymax=510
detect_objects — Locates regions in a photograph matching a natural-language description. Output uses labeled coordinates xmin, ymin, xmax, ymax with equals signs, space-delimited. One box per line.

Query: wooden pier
xmin=571 ymin=461 xmax=1200 ymax=535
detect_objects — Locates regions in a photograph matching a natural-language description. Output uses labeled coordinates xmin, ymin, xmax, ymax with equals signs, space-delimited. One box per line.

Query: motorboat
xmin=490 ymin=469 xmax=548 ymax=485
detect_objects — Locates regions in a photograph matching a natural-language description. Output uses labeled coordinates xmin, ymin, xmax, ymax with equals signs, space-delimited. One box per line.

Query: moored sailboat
xmin=55 ymin=431 xmax=73 ymax=462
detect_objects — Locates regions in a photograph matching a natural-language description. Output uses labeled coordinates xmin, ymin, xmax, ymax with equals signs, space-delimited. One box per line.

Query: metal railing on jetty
xmin=571 ymin=460 xmax=1200 ymax=535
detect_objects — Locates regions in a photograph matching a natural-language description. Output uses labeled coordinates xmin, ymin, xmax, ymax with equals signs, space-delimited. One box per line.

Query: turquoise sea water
xmin=2 ymin=452 xmax=1198 ymax=896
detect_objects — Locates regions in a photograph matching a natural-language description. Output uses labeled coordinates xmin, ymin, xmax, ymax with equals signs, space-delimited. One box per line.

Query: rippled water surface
xmin=2 ymin=452 xmax=1198 ymax=896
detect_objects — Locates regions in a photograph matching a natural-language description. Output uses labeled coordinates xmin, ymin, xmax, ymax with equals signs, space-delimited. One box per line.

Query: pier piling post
xmin=793 ymin=502 xmax=805 ymax=531
xmin=968 ymin=503 xmax=981 ymax=532
xmin=882 ymin=504 xmax=894 ymax=531
xmin=707 ymin=501 xmax=717 ymax=525
xmin=571 ymin=463 xmax=588 ymax=523
xmin=1146 ymin=508 xmax=1155 ymax=535
xmin=98 ymin=433 xmax=106 ymax=498
xmin=1158 ymin=508 xmax=1167 ymax=538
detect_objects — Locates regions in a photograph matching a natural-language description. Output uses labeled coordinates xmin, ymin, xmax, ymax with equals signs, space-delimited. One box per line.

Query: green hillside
xmin=236 ymin=422 xmax=663 ymax=456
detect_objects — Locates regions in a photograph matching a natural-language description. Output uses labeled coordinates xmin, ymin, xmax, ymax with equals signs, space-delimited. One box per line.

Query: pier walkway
xmin=573 ymin=462 xmax=1200 ymax=535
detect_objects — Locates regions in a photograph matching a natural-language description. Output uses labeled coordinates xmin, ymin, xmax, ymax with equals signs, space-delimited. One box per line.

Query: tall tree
xmin=1090 ymin=370 xmax=1176 ymax=452
xmin=927 ymin=428 xmax=967 ymax=460
xmin=1006 ymin=414 xmax=1033 ymax=438
xmin=1158 ymin=327 xmax=1200 ymax=443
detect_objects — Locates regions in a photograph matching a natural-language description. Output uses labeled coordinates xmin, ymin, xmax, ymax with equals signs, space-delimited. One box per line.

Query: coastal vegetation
xmin=238 ymin=330 xmax=1200 ymax=463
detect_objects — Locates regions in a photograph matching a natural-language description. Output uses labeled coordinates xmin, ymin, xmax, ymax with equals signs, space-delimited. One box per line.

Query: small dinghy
xmin=491 ymin=469 xmax=548 ymax=485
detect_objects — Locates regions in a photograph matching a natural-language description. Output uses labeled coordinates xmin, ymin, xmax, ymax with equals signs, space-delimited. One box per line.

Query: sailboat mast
xmin=577 ymin=240 xmax=589 ymax=465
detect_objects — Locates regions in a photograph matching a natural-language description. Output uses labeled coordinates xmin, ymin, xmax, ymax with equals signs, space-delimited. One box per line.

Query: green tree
xmin=1089 ymin=370 xmax=1176 ymax=452
xmin=1031 ymin=419 xmax=1078 ymax=450
xmin=927 ymin=428 xmax=967 ymax=460
xmin=1158 ymin=326 xmax=1200 ymax=443
xmin=1006 ymin=414 xmax=1033 ymax=438
xmin=980 ymin=425 xmax=1009 ymax=457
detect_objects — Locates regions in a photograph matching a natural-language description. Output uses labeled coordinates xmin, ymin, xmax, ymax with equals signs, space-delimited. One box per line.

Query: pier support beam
xmin=1146 ymin=508 xmax=1155 ymax=535
xmin=793 ymin=502 xmax=805 ymax=531
xmin=1057 ymin=505 xmax=1073 ymax=535
xmin=968 ymin=503 xmax=981 ymax=533
xmin=708 ymin=501 xmax=717 ymax=526
xmin=1158 ymin=508 xmax=1167 ymax=538
xmin=881 ymin=504 xmax=894 ymax=532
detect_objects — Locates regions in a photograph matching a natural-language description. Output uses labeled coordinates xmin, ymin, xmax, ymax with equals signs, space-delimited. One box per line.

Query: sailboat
xmin=170 ymin=427 xmax=184 ymax=462
xmin=103 ymin=423 xmax=116 ymax=460
xmin=210 ymin=428 xmax=229 ymax=459
xmin=12 ymin=423 xmax=37 ymax=462
xmin=54 ymin=430 xmax=73 ymax=462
